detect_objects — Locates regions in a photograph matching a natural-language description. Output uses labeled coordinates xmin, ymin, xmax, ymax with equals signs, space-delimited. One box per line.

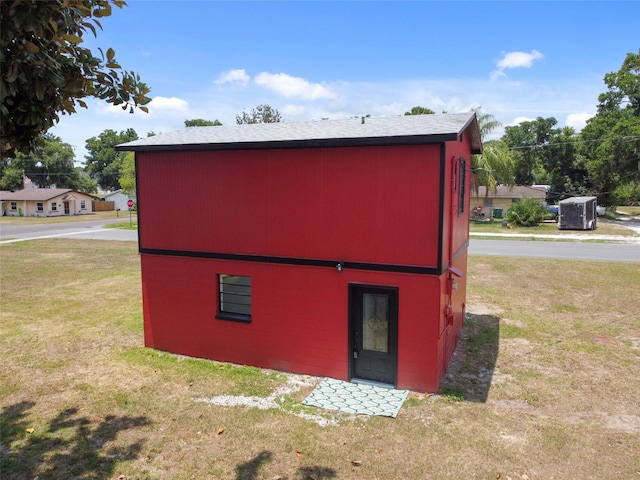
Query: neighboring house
xmin=117 ymin=112 xmax=482 ymax=392
xmin=0 ymin=188 xmax=94 ymax=217
xmin=103 ymin=189 xmax=133 ymax=211
xmin=471 ymin=185 xmax=547 ymax=218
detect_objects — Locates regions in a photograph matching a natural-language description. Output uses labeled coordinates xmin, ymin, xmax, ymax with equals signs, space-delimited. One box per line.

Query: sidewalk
xmin=469 ymin=231 xmax=640 ymax=244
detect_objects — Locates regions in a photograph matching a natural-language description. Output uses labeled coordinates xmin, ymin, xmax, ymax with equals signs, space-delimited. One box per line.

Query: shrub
xmin=506 ymin=197 xmax=548 ymax=227
xmin=613 ymin=181 xmax=640 ymax=206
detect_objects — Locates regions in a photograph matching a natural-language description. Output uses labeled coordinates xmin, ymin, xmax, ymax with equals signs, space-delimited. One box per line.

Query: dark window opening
xmin=458 ymin=157 xmax=466 ymax=215
xmin=217 ymin=274 xmax=251 ymax=323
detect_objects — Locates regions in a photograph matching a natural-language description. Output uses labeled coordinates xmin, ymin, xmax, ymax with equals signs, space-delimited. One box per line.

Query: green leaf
xmin=61 ymin=34 xmax=83 ymax=44
xmin=106 ymin=48 xmax=115 ymax=61
xmin=82 ymin=21 xmax=97 ymax=37
xmin=48 ymin=18 xmax=59 ymax=34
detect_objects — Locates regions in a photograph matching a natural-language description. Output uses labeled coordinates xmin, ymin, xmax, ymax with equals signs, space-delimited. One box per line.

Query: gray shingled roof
xmin=117 ymin=112 xmax=482 ymax=153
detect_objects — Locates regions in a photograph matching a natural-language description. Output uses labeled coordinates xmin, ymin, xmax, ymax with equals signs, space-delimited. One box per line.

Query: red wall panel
xmin=136 ymin=144 xmax=442 ymax=267
xmin=140 ymin=254 xmax=444 ymax=392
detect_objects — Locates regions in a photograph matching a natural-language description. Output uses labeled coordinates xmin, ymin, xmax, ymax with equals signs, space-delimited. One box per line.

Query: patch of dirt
xmin=622 ymin=335 xmax=640 ymax=349
xmin=492 ymin=400 xmax=640 ymax=433
xmin=194 ymin=375 xmax=340 ymax=427
xmin=501 ymin=317 xmax=526 ymax=328
xmin=467 ymin=302 xmax=504 ymax=317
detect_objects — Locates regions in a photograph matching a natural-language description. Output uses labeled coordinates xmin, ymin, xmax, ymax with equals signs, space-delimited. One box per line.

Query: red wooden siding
xmin=136 ymin=144 xmax=443 ymax=267
xmin=141 ymin=253 xmax=445 ymax=392
xmin=444 ymin=134 xmax=474 ymax=261
xmin=133 ymin=128 xmax=476 ymax=393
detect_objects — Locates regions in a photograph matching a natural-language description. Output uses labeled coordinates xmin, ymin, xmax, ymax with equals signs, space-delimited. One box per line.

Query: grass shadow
xmin=296 ymin=465 xmax=337 ymax=479
xmin=0 ymin=401 xmax=150 ymax=479
xmin=235 ymin=450 xmax=273 ymax=480
xmin=438 ymin=313 xmax=500 ymax=402
xmin=234 ymin=451 xmax=336 ymax=480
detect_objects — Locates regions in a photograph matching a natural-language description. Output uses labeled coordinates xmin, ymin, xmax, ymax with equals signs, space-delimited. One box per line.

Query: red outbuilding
xmin=117 ymin=112 xmax=482 ymax=392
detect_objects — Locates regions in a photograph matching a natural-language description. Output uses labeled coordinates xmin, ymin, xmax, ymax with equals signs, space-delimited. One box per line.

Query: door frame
xmin=348 ymin=283 xmax=399 ymax=387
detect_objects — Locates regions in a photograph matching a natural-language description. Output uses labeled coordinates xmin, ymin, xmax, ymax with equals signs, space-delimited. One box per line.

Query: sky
xmin=50 ymin=0 xmax=640 ymax=164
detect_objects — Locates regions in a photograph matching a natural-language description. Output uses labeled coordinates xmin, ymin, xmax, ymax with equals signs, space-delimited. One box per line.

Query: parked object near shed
xmin=558 ymin=196 xmax=598 ymax=230
xmin=546 ymin=204 xmax=559 ymax=222
xmin=117 ymin=112 xmax=482 ymax=393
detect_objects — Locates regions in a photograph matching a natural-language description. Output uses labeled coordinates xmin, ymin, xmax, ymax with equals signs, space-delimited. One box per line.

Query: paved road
xmin=2 ymin=218 xmax=639 ymax=262
xmin=468 ymin=238 xmax=640 ymax=263
xmin=0 ymin=218 xmax=138 ymax=243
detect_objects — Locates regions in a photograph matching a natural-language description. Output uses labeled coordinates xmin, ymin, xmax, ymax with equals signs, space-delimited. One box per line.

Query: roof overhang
xmin=116 ymin=133 xmax=465 ymax=154
xmin=116 ymin=112 xmax=483 ymax=155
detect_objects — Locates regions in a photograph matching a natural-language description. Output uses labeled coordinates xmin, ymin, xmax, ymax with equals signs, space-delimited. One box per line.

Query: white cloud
xmin=52 ymin=70 xmax=603 ymax=165
xmin=96 ymin=96 xmax=190 ymax=116
xmin=94 ymin=102 xmax=132 ymax=116
xmin=215 ymin=69 xmax=250 ymax=86
xmin=282 ymin=104 xmax=306 ymax=116
xmin=509 ymin=116 xmax=536 ymax=126
xmin=492 ymin=50 xmax=544 ymax=80
xmin=566 ymin=111 xmax=594 ymax=132
xmin=254 ymin=72 xmax=338 ymax=100
xmin=149 ymin=96 xmax=189 ymax=112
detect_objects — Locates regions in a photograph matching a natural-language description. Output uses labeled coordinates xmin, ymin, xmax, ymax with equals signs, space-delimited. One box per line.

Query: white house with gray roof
xmin=0 ymin=188 xmax=94 ymax=217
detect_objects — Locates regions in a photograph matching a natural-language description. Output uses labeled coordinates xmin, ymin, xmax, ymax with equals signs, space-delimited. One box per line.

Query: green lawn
xmin=1 ymin=239 xmax=639 ymax=479
xmin=469 ymin=217 xmax=637 ymax=237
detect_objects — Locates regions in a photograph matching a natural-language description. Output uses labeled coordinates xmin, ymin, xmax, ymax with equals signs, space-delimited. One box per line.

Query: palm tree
xmin=471 ymin=108 xmax=515 ymax=194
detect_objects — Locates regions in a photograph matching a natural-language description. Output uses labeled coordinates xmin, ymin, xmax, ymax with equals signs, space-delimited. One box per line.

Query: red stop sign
xmin=127 ymin=199 xmax=134 ymax=208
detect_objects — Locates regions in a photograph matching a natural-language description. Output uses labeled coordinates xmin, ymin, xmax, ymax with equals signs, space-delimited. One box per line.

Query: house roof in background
xmin=103 ymin=190 xmax=125 ymax=198
xmin=473 ymin=186 xmax=547 ymax=199
xmin=0 ymin=189 xmax=89 ymax=201
xmin=116 ymin=112 xmax=482 ymax=154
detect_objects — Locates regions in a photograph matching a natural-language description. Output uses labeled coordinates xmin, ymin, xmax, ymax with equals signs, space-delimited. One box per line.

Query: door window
xmin=362 ymin=294 xmax=389 ymax=353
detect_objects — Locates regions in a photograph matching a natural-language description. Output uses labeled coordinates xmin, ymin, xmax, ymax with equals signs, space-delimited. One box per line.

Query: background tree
xmin=541 ymin=126 xmax=589 ymax=203
xmin=85 ymin=128 xmax=138 ymax=191
xmin=72 ymin=167 xmax=99 ymax=194
xmin=0 ymin=134 xmax=97 ymax=192
xmin=474 ymin=108 xmax=502 ymax=140
xmin=597 ymin=49 xmax=640 ymax=115
xmin=118 ymin=151 xmax=136 ymax=196
xmin=118 ymin=131 xmax=158 ymax=196
xmin=579 ymin=50 xmax=640 ymax=206
xmin=0 ymin=160 xmax=26 ymax=191
xmin=236 ymin=105 xmax=282 ymax=124
xmin=471 ymin=109 xmax=516 ymax=195
xmin=473 ymin=140 xmax=515 ymax=193
xmin=184 ymin=119 xmax=222 ymax=127
xmin=404 ymin=106 xmax=435 ymax=115
xmin=503 ymin=117 xmax=558 ymax=185
xmin=0 ymin=0 xmax=151 ymax=159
